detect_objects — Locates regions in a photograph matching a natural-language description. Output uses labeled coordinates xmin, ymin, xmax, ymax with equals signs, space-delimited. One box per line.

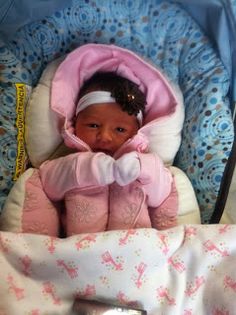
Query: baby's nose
xmin=97 ymin=128 xmax=113 ymax=143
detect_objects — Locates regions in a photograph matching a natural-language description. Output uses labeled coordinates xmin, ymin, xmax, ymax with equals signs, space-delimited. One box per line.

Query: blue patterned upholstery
xmin=0 ymin=0 xmax=234 ymax=222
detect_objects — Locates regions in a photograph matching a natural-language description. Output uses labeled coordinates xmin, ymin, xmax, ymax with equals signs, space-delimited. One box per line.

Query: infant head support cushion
xmin=25 ymin=58 xmax=65 ymax=167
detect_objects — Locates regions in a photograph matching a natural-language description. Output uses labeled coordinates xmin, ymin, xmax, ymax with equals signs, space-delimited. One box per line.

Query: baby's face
xmin=75 ymin=103 xmax=139 ymax=156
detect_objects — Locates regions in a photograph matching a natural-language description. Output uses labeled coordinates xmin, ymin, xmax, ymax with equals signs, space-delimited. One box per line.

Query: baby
xmin=75 ymin=72 xmax=143 ymax=157
xmin=39 ymin=71 xmax=176 ymax=236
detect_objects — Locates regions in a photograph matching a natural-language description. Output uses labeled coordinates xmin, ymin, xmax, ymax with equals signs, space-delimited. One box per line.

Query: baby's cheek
xmin=112 ymin=138 xmax=124 ymax=151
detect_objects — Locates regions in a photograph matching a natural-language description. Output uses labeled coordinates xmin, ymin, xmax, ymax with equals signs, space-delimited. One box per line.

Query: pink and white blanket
xmin=0 ymin=224 xmax=236 ymax=314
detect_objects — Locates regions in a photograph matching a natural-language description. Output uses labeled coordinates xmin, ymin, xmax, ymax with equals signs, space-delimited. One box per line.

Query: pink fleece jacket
xmin=39 ymin=44 xmax=183 ymax=235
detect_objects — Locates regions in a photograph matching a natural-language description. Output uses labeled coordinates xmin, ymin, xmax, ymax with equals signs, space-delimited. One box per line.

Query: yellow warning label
xmin=14 ymin=83 xmax=27 ymax=180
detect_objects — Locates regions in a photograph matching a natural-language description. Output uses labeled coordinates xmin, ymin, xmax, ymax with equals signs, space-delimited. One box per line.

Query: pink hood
xmin=51 ymin=44 xmax=184 ymax=164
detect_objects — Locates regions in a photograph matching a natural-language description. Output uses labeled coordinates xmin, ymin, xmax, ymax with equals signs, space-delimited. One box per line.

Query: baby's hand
xmin=114 ymin=152 xmax=141 ymax=186
xmin=94 ymin=152 xmax=115 ymax=185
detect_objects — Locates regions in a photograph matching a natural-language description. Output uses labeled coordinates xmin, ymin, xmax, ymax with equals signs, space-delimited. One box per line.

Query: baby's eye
xmin=87 ymin=123 xmax=99 ymax=128
xmin=116 ymin=127 xmax=126 ymax=133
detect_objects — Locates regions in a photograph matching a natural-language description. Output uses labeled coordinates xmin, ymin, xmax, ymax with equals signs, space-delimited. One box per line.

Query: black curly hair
xmin=78 ymin=71 xmax=146 ymax=116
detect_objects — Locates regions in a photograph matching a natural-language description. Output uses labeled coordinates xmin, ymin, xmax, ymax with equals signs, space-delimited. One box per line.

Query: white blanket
xmin=0 ymin=225 xmax=236 ymax=314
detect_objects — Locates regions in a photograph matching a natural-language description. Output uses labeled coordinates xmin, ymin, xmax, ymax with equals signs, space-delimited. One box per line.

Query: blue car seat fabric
xmin=0 ymin=0 xmax=72 ymax=44
xmin=0 ymin=0 xmax=234 ymax=223
xmin=178 ymin=0 xmax=236 ymax=113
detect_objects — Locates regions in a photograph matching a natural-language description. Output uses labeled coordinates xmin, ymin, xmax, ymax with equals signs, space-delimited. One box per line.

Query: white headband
xmin=76 ymin=91 xmax=143 ymax=125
